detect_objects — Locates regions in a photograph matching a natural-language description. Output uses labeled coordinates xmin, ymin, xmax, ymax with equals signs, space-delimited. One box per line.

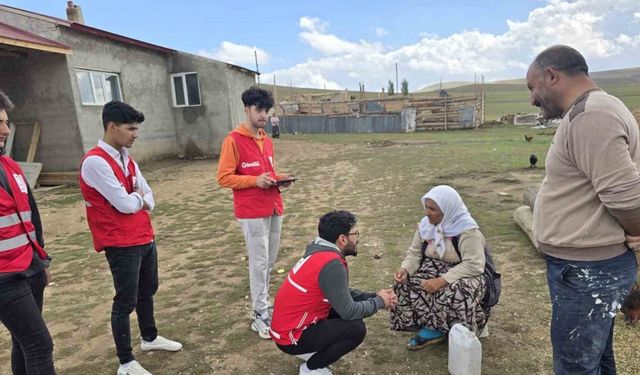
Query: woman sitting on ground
xmin=390 ymin=185 xmax=488 ymax=350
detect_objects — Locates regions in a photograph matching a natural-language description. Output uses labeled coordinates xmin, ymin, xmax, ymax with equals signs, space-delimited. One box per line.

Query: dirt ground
xmin=1 ymin=127 xmax=639 ymax=374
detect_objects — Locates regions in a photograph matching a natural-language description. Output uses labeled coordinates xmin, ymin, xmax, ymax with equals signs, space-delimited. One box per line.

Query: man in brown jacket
xmin=528 ymin=45 xmax=640 ymax=374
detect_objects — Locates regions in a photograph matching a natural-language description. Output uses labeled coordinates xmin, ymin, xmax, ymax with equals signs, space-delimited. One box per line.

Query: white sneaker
xmin=295 ymin=352 xmax=317 ymax=361
xmin=117 ymin=360 xmax=152 ymax=375
xmin=140 ymin=335 xmax=182 ymax=352
xmin=251 ymin=312 xmax=272 ymax=340
xmin=250 ymin=306 xmax=274 ymax=320
xmin=299 ymin=362 xmax=333 ymax=375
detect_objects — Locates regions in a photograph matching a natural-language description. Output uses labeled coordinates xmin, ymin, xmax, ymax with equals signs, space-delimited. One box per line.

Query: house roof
xmin=0 ymin=4 xmax=174 ymax=55
xmin=68 ymin=23 xmax=175 ymax=54
xmin=0 ymin=21 xmax=71 ymax=54
xmin=0 ymin=4 xmax=257 ymax=74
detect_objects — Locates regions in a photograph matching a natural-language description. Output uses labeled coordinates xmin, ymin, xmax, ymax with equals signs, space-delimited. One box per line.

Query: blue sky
xmin=5 ymin=0 xmax=640 ymax=91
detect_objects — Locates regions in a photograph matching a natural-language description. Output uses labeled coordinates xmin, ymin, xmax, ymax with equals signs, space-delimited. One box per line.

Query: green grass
xmin=4 ymin=127 xmax=640 ymax=374
xmin=439 ymin=82 xmax=640 ymax=120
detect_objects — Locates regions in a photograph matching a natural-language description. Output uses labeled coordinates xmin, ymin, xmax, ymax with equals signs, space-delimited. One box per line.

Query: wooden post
xmin=444 ymin=96 xmax=448 ymax=130
xmin=26 ymin=121 xmax=41 ymax=163
xmin=481 ymin=76 xmax=486 ymax=126
xmin=272 ymin=74 xmax=277 ymax=110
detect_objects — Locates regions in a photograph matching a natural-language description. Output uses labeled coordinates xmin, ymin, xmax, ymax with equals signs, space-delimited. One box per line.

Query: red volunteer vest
xmin=0 ymin=156 xmax=47 ymax=273
xmin=270 ymin=250 xmax=347 ymax=345
xmin=229 ymin=131 xmax=283 ymax=219
xmin=79 ymin=147 xmax=154 ymax=252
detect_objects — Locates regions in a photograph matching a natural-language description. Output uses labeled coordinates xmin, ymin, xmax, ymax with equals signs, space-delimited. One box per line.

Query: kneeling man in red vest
xmin=270 ymin=210 xmax=397 ymax=375
xmin=79 ymin=101 xmax=182 ymax=375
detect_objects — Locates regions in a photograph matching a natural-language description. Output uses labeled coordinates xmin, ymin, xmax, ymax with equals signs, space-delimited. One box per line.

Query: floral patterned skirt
xmin=390 ymin=257 xmax=488 ymax=334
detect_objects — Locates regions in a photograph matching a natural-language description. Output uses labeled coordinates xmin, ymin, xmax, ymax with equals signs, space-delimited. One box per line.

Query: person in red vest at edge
xmin=270 ymin=211 xmax=398 ymax=375
xmin=0 ymin=90 xmax=56 ymax=375
xmin=217 ymin=86 xmax=294 ymax=339
xmin=79 ymin=101 xmax=182 ymax=375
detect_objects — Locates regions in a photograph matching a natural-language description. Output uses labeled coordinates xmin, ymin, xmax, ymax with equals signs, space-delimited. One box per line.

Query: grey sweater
xmin=307 ymin=238 xmax=385 ymax=320
xmin=534 ymin=89 xmax=640 ymax=261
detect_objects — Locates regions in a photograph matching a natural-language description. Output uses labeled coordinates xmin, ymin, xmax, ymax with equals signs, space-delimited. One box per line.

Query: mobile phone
xmin=276 ymin=178 xmax=297 ymax=186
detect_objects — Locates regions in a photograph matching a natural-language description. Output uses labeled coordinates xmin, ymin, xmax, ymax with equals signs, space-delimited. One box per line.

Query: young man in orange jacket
xmin=217 ymin=86 xmax=293 ymax=339
xmin=80 ymin=101 xmax=182 ymax=375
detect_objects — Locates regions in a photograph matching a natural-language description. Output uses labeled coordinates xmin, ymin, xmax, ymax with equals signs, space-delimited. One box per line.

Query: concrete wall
xmin=169 ymin=52 xmax=254 ymax=157
xmin=0 ymin=9 xmax=85 ymax=171
xmin=0 ymin=51 xmax=82 ymax=171
xmin=59 ymin=28 xmax=178 ymax=162
xmin=0 ymin=9 xmax=65 ymax=42
xmin=274 ymin=112 xmax=414 ymax=134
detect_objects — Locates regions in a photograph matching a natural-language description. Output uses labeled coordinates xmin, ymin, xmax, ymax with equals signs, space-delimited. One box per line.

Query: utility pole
xmin=273 ymin=74 xmax=277 ymax=107
xmin=254 ymin=50 xmax=260 ymax=84
xmin=395 ymin=63 xmax=399 ymax=96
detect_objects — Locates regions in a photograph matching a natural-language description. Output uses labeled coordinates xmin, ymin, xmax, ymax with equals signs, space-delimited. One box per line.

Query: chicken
xmin=622 ymin=288 xmax=640 ymax=325
xmin=529 ymin=154 xmax=538 ymax=168
xmin=524 ymin=135 xmax=534 ymax=143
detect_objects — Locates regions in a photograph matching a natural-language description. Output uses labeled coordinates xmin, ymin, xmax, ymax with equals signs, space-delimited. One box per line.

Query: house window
xmin=76 ymin=70 xmax=122 ymax=105
xmin=171 ymin=72 xmax=201 ymax=107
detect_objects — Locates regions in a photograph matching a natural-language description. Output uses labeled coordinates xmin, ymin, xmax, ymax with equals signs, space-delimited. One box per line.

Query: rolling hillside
xmin=259 ymin=66 xmax=640 ymax=121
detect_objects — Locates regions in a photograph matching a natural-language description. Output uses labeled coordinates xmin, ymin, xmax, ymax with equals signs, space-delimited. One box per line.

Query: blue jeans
xmin=546 ymin=250 xmax=637 ymax=375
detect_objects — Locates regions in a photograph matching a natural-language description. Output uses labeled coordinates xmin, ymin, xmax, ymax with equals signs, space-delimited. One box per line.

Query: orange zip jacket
xmin=217 ymin=124 xmax=280 ymax=189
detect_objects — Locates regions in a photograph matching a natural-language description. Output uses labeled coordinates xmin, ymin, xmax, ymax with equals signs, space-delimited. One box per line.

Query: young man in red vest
xmin=270 ymin=211 xmax=397 ymax=375
xmin=79 ymin=101 xmax=181 ymax=375
xmin=0 ymin=90 xmax=56 ymax=375
xmin=217 ymin=86 xmax=293 ymax=339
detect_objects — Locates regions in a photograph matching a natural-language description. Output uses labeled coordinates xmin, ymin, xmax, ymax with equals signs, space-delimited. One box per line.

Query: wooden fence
xmin=277 ymin=93 xmax=484 ymax=131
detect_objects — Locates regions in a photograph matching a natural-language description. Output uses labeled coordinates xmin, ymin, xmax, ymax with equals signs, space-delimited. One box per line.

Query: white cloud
xmin=375 ymin=27 xmax=388 ymax=38
xmin=298 ymin=16 xmax=384 ymax=56
xmin=616 ymin=33 xmax=640 ymax=47
xmin=299 ymin=16 xmax=328 ymax=33
xmin=197 ymin=41 xmax=270 ymax=67
xmin=262 ymin=64 xmax=341 ymax=91
xmin=264 ymin=1 xmax=640 ymax=90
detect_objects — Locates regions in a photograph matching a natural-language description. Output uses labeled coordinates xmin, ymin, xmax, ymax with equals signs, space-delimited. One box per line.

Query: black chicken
xmin=529 ymin=154 xmax=538 ymax=168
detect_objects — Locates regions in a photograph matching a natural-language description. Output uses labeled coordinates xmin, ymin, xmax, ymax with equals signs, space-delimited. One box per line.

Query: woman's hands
xmin=394 ymin=266 xmax=447 ymax=293
xmin=394 ymin=268 xmax=409 ymax=284
xmin=420 ymin=277 xmax=448 ymax=293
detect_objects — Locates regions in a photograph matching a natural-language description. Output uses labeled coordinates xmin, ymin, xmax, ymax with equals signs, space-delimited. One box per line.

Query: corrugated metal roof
xmin=0 ymin=21 xmax=71 ymax=54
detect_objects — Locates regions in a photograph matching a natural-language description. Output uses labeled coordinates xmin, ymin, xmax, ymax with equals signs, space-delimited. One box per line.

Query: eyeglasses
xmin=346 ymin=230 xmax=360 ymax=238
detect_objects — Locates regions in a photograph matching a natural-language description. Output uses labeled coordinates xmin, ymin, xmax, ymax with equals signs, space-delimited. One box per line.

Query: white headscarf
xmin=417 ymin=185 xmax=479 ymax=258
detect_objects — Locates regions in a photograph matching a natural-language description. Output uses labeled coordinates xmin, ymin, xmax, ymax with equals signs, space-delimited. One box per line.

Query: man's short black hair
xmin=532 ymin=45 xmax=589 ymax=77
xmin=102 ymin=101 xmax=145 ymax=131
xmin=318 ymin=210 xmax=357 ymax=244
xmin=241 ymin=86 xmax=274 ymax=110
xmin=0 ymin=90 xmax=15 ymax=112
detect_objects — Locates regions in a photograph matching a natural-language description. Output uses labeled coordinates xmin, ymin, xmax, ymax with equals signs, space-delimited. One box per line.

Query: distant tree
xmin=387 ymin=80 xmax=395 ymax=95
xmin=401 ymin=79 xmax=409 ymax=95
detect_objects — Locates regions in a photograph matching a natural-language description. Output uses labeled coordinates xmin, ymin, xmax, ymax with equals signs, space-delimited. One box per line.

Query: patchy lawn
xmin=2 ymin=125 xmax=639 ymax=374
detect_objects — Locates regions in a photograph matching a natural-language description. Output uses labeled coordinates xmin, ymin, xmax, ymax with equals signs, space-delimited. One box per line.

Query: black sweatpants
xmin=276 ymin=312 xmax=367 ymax=370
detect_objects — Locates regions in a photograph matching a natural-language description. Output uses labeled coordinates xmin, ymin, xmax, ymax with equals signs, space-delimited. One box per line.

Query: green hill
xmin=430 ymin=67 xmax=640 ymax=120
xmin=259 ymin=66 xmax=640 ymax=121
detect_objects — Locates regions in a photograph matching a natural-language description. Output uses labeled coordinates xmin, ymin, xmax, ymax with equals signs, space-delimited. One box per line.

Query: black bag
xmin=451 ymin=236 xmax=501 ymax=309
